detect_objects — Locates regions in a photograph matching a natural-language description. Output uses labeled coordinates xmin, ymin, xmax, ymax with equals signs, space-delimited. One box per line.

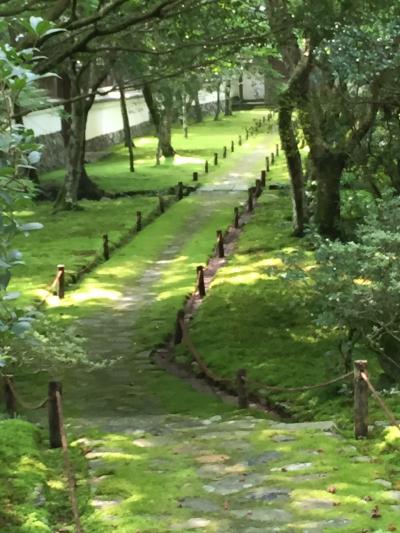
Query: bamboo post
xmin=255 ymin=179 xmax=262 ymax=198
xmin=231 ymin=140 xmax=234 ymax=152
xmin=260 ymin=170 xmax=266 ymax=187
xmin=136 ymin=211 xmax=142 ymax=232
xmin=276 ymin=144 xmax=279 ymax=157
xmin=174 ymin=309 xmax=185 ymax=345
xmin=216 ymin=230 xmax=224 ymax=258
xmin=354 ymin=360 xmax=369 ymax=439
xmin=266 ymin=156 xmax=270 ymax=172
xmin=248 ymin=188 xmax=254 ymax=212
xmin=223 ymin=146 xmax=227 ymax=159
xmin=158 ymin=195 xmax=165 ymax=213
xmin=57 ymin=265 xmax=65 ymax=299
xmin=205 ymin=160 xmax=209 ymax=173
xmin=177 ymin=182 xmax=184 ymax=200
xmin=271 ymin=152 xmax=275 ymax=165
xmin=102 ymin=234 xmax=110 ymax=261
xmin=48 ymin=381 xmax=62 ymax=449
xmin=4 ymin=375 xmax=16 ymax=418
xmin=196 ymin=266 xmax=206 ymax=298
xmin=214 ymin=153 xmax=218 ymax=165
xmin=234 ymin=207 xmax=239 ymax=229
xmin=238 ymin=135 xmax=242 ymax=146
xmin=193 ymin=171 xmax=198 ymax=182
xmin=236 ymin=369 xmax=249 ymax=409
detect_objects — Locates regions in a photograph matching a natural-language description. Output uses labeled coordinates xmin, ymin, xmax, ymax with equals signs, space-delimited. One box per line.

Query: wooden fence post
xmin=266 ymin=156 xmax=270 ymax=172
xmin=158 ymin=195 xmax=165 ymax=213
xmin=246 ymin=128 xmax=249 ymax=140
xmin=48 ymin=381 xmax=62 ymax=449
xmin=238 ymin=135 xmax=242 ymax=146
xmin=231 ymin=140 xmax=235 ymax=152
xmin=248 ymin=188 xmax=254 ymax=212
xmin=263 ymin=115 xmax=266 ymax=123
xmin=260 ymin=170 xmax=266 ymax=187
xmin=354 ymin=360 xmax=369 ymax=439
xmin=136 ymin=211 xmax=142 ymax=232
xmin=177 ymin=182 xmax=184 ymax=200
xmin=216 ymin=230 xmax=224 ymax=258
xmin=236 ymin=369 xmax=249 ymax=408
xmin=234 ymin=207 xmax=239 ymax=229
xmin=196 ymin=266 xmax=206 ymax=298
xmin=174 ymin=309 xmax=185 ymax=345
xmin=184 ymin=126 xmax=188 ymax=138
xmin=205 ymin=160 xmax=209 ymax=173
xmin=214 ymin=153 xmax=218 ymax=165
xmin=57 ymin=265 xmax=65 ymax=299
xmin=223 ymin=146 xmax=227 ymax=159
xmin=102 ymin=234 xmax=110 ymax=261
xmin=255 ymin=179 xmax=262 ymax=198
xmin=4 ymin=375 xmax=16 ymax=418
xmin=276 ymin=144 xmax=279 ymax=157
xmin=193 ymin=171 xmax=199 ymax=182
xmin=271 ymin=152 xmax=275 ymax=165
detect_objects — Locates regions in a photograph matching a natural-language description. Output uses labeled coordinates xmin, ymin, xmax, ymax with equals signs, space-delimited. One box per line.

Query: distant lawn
xmin=11 ymin=196 xmax=159 ymax=305
xmin=40 ymin=111 xmax=271 ymax=194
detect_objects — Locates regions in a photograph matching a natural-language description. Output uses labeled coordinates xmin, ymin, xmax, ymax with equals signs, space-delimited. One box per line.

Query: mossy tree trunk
xmin=224 ymin=79 xmax=232 ymax=116
xmin=118 ymin=79 xmax=135 ymax=172
xmin=214 ymin=81 xmax=221 ymax=121
xmin=279 ymin=95 xmax=307 ymax=236
xmin=54 ymin=62 xmax=107 ymax=210
xmin=193 ymin=91 xmax=203 ymax=122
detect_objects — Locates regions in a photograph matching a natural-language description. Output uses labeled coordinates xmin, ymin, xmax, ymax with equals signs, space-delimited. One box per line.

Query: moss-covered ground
xmin=2 ymin=111 xmax=400 ymax=532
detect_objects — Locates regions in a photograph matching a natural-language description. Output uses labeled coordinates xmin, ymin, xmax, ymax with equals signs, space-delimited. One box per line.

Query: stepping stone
xmin=201 ymin=415 xmax=222 ymax=425
xmin=196 ymin=454 xmax=230 ymax=464
xmin=172 ymin=518 xmax=212 ymax=530
xmin=91 ymin=498 xmax=122 ymax=509
xmin=203 ymin=473 xmax=264 ymax=495
xmin=271 ymin=462 xmax=312 ymax=472
xmin=301 ymin=518 xmax=351 ymax=531
xmin=374 ymin=479 xmax=392 ymax=488
xmin=230 ymin=508 xmax=292 ymax=523
xmin=269 ymin=421 xmax=337 ymax=432
xmin=179 ymin=498 xmax=220 ymax=513
xmin=291 ymin=473 xmax=328 ymax=482
xmin=384 ymin=490 xmax=400 ymax=502
xmin=294 ymin=498 xmax=335 ymax=510
xmin=272 ymin=434 xmax=296 ymax=443
xmin=353 ymin=456 xmax=371 ymax=463
xmin=198 ymin=462 xmax=247 ymax=478
xmin=246 ymin=451 xmax=282 ymax=466
xmin=245 ymin=487 xmax=290 ymax=502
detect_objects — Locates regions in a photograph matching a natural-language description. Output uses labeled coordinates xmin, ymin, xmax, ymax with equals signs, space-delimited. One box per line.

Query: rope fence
xmin=1 ymin=374 xmax=82 ymax=532
xmin=176 ymin=318 xmax=399 ymax=439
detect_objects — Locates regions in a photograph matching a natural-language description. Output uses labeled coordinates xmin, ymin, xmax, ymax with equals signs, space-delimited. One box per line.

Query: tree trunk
xmin=181 ymin=93 xmax=188 ymax=137
xmin=55 ymin=99 xmax=103 ymax=210
xmin=312 ymin=150 xmax=345 ymax=239
xmin=278 ymin=95 xmax=307 ymax=236
xmin=224 ymin=80 xmax=232 ymax=116
xmin=158 ymin=109 xmax=175 ymax=158
xmin=193 ymin=92 xmax=203 ymax=122
xmin=118 ymin=82 xmax=135 ymax=172
xmin=214 ymin=81 xmax=221 ymax=121
xmin=142 ymin=83 xmax=160 ymax=131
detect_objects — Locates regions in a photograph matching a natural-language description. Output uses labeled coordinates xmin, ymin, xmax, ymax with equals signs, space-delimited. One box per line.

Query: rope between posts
xmin=179 ymin=319 xmax=353 ymax=394
xmin=37 ymin=269 xmax=63 ymax=307
xmin=55 ymin=390 xmax=83 ymax=533
xmin=361 ymin=371 xmax=400 ymax=430
xmin=1 ymin=373 xmax=48 ymax=410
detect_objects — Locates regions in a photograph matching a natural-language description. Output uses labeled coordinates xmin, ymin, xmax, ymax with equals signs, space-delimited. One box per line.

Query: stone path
xmin=60 ymin=134 xmax=399 ymax=531
xmin=78 ymin=414 xmax=399 ymax=531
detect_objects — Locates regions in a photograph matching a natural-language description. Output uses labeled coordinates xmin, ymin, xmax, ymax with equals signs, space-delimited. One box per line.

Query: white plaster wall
xmin=23 ymin=105 xmax=62 ymax=135
xmin=23 ymin=88 xmax=220 ymax=140
xmin=242 ymin=74 xmax=264 ymax=100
